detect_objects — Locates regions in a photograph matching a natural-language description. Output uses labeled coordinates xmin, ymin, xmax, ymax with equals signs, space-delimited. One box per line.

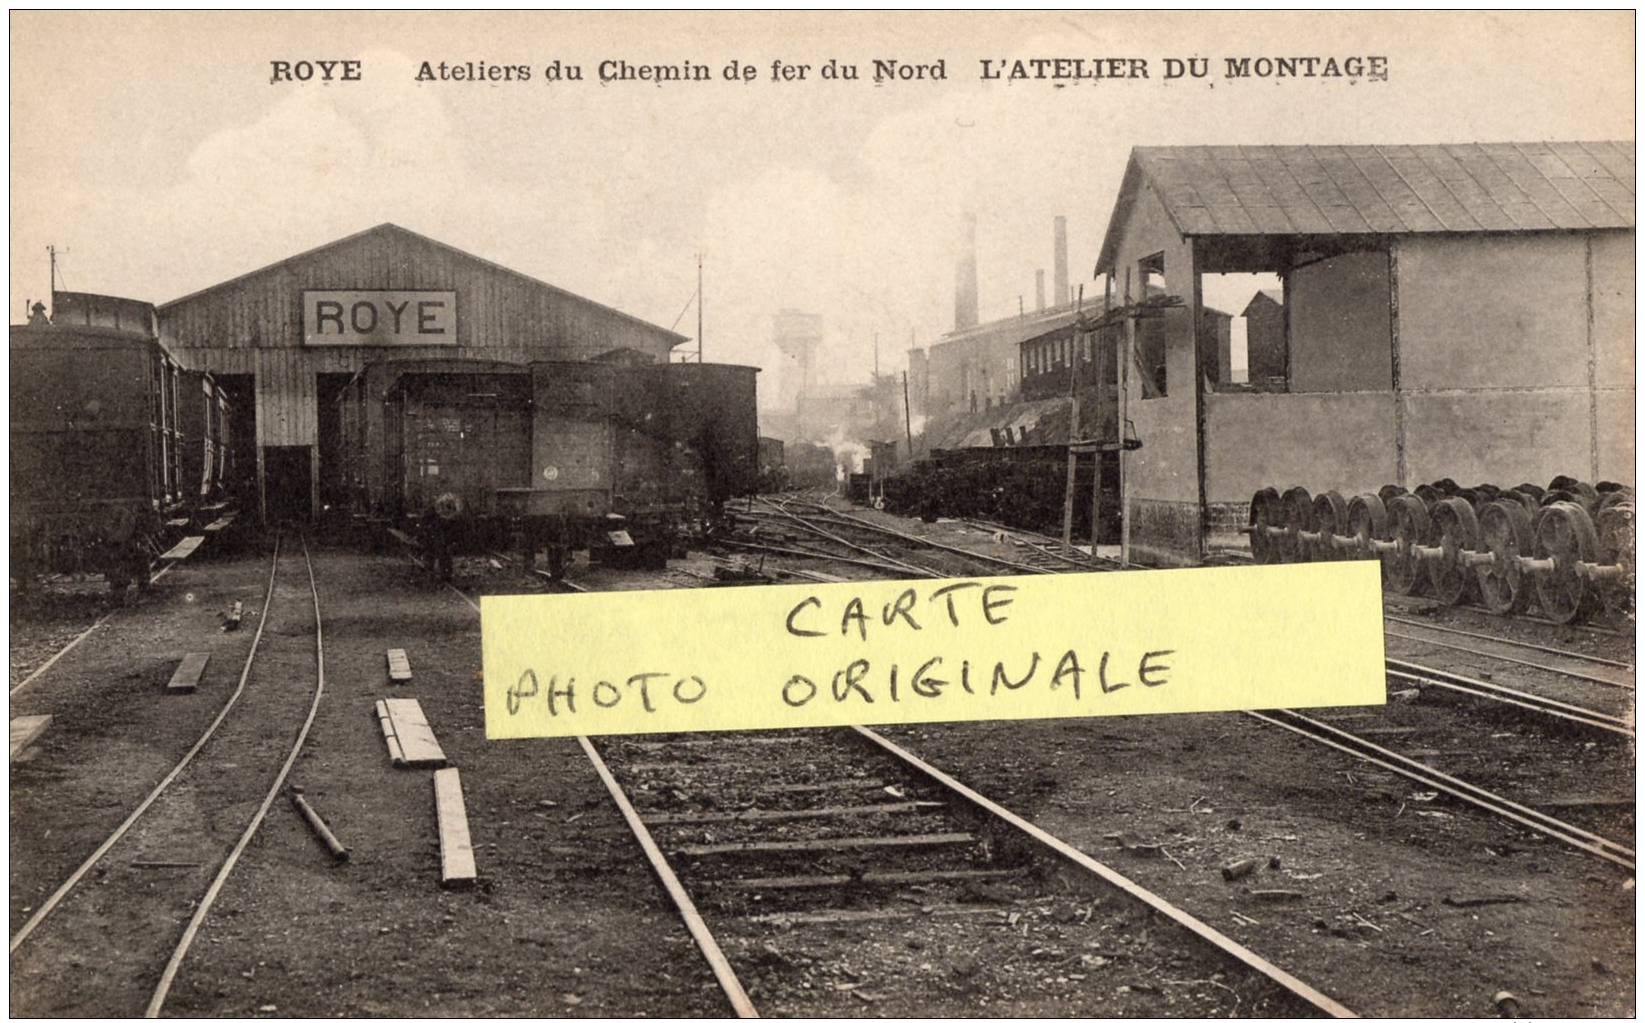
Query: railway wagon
xmin=12 ymin=321 xmax=176 ymax=589
xmin=176 ymin=369 xmax=236 ymax=520
xmin=336 ymin=357 xmax=759 ymax=574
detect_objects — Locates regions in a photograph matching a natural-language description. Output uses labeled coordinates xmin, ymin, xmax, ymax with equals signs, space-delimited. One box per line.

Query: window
xmin=1138 ymin=253 xmax=1167 ymax=399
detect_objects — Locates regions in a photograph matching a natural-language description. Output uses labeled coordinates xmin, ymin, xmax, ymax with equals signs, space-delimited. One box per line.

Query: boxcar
xmin=336 ymin=357 xmax=759 ymax=575
xmin=11 ymin=322 xmax=174 ymax=588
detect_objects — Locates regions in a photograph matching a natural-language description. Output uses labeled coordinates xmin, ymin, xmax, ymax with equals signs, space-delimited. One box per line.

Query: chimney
xmin=1035 ymin=269 xmax=1046 ymax=312
xmin=1053 ymin=215 xmax=1069 ymax=308
xmin=955 ymin=213 xmax=980 ymax=330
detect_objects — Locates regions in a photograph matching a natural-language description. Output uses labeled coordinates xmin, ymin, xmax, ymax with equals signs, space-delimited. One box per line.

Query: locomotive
xmin=334 ymin=356 xmax=759 ymax=577
xmin=10 ymin=294 xmax=237 ymax=590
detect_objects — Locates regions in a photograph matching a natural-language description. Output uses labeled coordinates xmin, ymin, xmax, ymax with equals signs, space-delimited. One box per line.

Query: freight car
xmin=10 ymin=300 xmax=237 ymax=591
xmin=335 ymin=357 xmax=759 ymax=577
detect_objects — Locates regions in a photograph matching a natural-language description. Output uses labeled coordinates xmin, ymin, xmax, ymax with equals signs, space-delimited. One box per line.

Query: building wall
xmin=1102 ymin=188 xmax=1204 ymax=566
xmin=1590 ymin=230 xmax=1635 ymax=483
xmin=1397 ymin=231 xmax=1633 ymax=487
xmin=1203 ymin=391 xmax=1397 ymax=529
xmin=1288 ymin=251 xmax=1392 ymax=392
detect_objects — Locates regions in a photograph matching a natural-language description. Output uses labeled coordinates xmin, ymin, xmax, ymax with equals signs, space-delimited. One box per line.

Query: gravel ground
xmin=9 ymin=517 xmax=1636 ymax=1017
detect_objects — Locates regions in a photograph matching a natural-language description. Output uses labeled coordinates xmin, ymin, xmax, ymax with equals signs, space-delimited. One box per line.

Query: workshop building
xmin=157 ymin=223 xmax=688 ymax=521
xmin=1093 ymin=142 xmax=1635 ymax=566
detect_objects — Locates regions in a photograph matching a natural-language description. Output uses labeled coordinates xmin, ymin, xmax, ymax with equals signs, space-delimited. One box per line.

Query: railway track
xmin=585 ymin=727 xmax=1354 ymax=1017
xmin=1245 ymin=709 xmax=1634 ymax=871
xmin=9 ymin=534 xmax=329 ymax=1017
xmin=446 ymin=555 xmax=1354 ymax=1017
xmin=729 ymin=500 xmax=1636 ymax=871
xmin=11 ymin=561 xmax=183 ymax=698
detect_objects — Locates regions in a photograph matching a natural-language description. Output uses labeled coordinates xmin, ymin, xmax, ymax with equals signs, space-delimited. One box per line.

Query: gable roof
xmin=159 ymin=222 xmax=688 ymax=344
xmin=1097 ymin=142 xmax=1635 ymax=272
xmin=1242 ymin=289 xmax=1283 ymax=315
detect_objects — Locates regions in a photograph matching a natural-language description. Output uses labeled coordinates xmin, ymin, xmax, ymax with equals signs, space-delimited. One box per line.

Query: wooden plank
xmin=160 ymin=536 xmax=205 ymax=561
xmin=745 ymin=904 xmax=1003 ymax=926
xmin=9 ymin=716 xmax=52 ymax=761
xmin=166 ymin=652 xmax=210 ymax=694
xmin=386 ymin=527 xmax=420 ymax=549
xmin=756 ymin=778 xmax=889 ymax=795
xmin=165 ymin=517 xmax=190 ymax=528
xmin=386 ymin=648 xmax=413 ymax=683
xmin=642 ymin=800 xmax=940 ymax=826
xmin=1533 ymin=794 xmax=1636 ymax=810
xmin=724 ymin=867 xmax=1018 ymax=891
xmin=677 ymin=831 xmax=974 ymax=857
xmin=382 ymin=698 xmax=447 ymax=767
xmin=433 ymin=768 xmax=477 ymax=888
xmin=374 ymin=700 xmax=407 ymax=766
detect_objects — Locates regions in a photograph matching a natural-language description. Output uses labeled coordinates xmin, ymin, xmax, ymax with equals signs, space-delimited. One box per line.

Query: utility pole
xmin=696 ymin=253 xmax=704 ymax=363
xmin=873 ymin=333 xmax=880 ymax=379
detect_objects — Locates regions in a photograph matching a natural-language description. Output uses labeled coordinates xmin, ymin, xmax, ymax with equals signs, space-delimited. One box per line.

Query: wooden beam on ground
xmin=373 ymin=701 xmax=407 ymax=766
xmin=166 ymin=652 xmax=210 ymax=694
xmin=386 ymin=527 xmax=420 ymax=549
xmin=745 ymin=904 xmax=1003 ymax=926
xmin=678 ymin=831 xmax=974 ymax=857
xmin=160 ymin=536 xmax=205 ymax=561
xmin=165 ymin=517 xmax=190 ymax=529
xmin=10 ymin=716 xmax=52 ymax=761
xmin=386 ymin=648 xmax=412 ymax=683
xmin=756 ymin=778 xmax=889 ymax=795
xmin=642 ymin=800 xmax=940 ymax=826
xmin=433 ymin=768 xmax=477 ymax=888
xmin=377 ymin=698 xmax=447 ymax=767
xmin=724 ymin=867 xmax=1018 ymax=891
xmin=202 ymin=513 xmax=237 ymax=534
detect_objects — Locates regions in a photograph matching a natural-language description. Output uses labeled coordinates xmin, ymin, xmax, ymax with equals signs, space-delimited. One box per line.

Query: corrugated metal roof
xmin=1098 ymin=142 xmax=1634 ymax=271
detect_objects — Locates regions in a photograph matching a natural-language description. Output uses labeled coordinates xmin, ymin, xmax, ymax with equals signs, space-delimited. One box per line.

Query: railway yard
xmin=7 ymin=498 xmax=1635 ymax=1018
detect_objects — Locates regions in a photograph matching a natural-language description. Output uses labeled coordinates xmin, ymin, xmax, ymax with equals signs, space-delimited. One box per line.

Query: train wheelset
xmin=1248 ymin=477 xmax=1635 ymax=626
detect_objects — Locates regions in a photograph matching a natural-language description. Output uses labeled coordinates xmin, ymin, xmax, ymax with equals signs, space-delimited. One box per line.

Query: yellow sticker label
xmin=481 ymin=561 xmax=1386 ymax=739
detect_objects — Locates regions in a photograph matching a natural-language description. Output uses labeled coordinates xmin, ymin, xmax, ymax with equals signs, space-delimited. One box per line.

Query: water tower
xmin=772 ymin=309 xmax=823 ymax=411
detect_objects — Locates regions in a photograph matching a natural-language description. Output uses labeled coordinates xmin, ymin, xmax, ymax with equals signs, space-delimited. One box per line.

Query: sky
xmin=9 ymin=12 xmax=1635 ymax=403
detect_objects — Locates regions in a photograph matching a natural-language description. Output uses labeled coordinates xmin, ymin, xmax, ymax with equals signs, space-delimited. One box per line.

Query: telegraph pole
xmin=696 ymin=253 xmax=704 ymax=363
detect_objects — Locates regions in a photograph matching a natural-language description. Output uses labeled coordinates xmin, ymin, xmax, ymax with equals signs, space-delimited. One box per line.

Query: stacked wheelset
xmin=1247 ymin=476 xmax=1635 ymax=626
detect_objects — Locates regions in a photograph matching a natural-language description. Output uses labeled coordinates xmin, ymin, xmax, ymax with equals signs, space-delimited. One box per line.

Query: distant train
xmin=11 ymin=302 xmax=236 ymax=590
xmin=334 ymin=357 xmax=759 ymax=576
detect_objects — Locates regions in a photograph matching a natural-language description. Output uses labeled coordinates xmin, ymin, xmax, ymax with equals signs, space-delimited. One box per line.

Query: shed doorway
xmin=263 ymin=445 xmax=314 ymax=523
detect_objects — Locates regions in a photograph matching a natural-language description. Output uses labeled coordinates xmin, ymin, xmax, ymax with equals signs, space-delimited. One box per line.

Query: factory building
xmin=915 ymin=216 xmax=1089 ymax=435
xmin=1093 ymin=142 xmax=1635 ymax=566
xmin=155 ymin=223 xmax=688 ymax=522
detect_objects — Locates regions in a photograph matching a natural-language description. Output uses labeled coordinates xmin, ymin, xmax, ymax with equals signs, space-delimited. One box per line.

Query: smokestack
xmin=955 ymin=212 xmax=979 ymax=330
xmin=1035 ymin=270 xmax=1046 ymax=312
xmin=1053 ymin=215 xmax=1069 ymax=308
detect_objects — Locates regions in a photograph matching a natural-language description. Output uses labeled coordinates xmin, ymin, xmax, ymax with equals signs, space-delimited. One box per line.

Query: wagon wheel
xmin=1471 ymin=483 xmax=1502 ymax=502
xmin=1413 ymin=484 xmax=1445 ymax=508
xmin=1594 ymin=501 xmax=1635 ymax=625
xmin=1377 ymin=484 xmax=1408 ymax=505
xmin=1512 ymin=482 xmax=1546 ymax=504
xmin=1426 ymin=497 xmax=1479 ymax=605
xmin=1429 ymin=478 xmax=1461 ymax=496
xmin=1567 ymin=480 xmax=1600 ymax=512
xmin=1312 ymin=490 xmax=1349 ymax=562
xmin=1475 ymin=500 xmax=1535 ymax=615
xmin=1281 ymin=486 xmax=1315 ymax=563
xmin=1596 ymin=490 xmax=1633 ymax=517
xmin=1500 ymin=489 xmax=1541 ymax=517
xmin=1532 ymin=501 xmax=1600 ymax=625
xmin=1346 ymin=493 xmax=1389 ymax=567
xmin=1384 ymin=494 xmax=1432 ymax=596
xmin=1248 ymin=487 xmax=1282 ymax=564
